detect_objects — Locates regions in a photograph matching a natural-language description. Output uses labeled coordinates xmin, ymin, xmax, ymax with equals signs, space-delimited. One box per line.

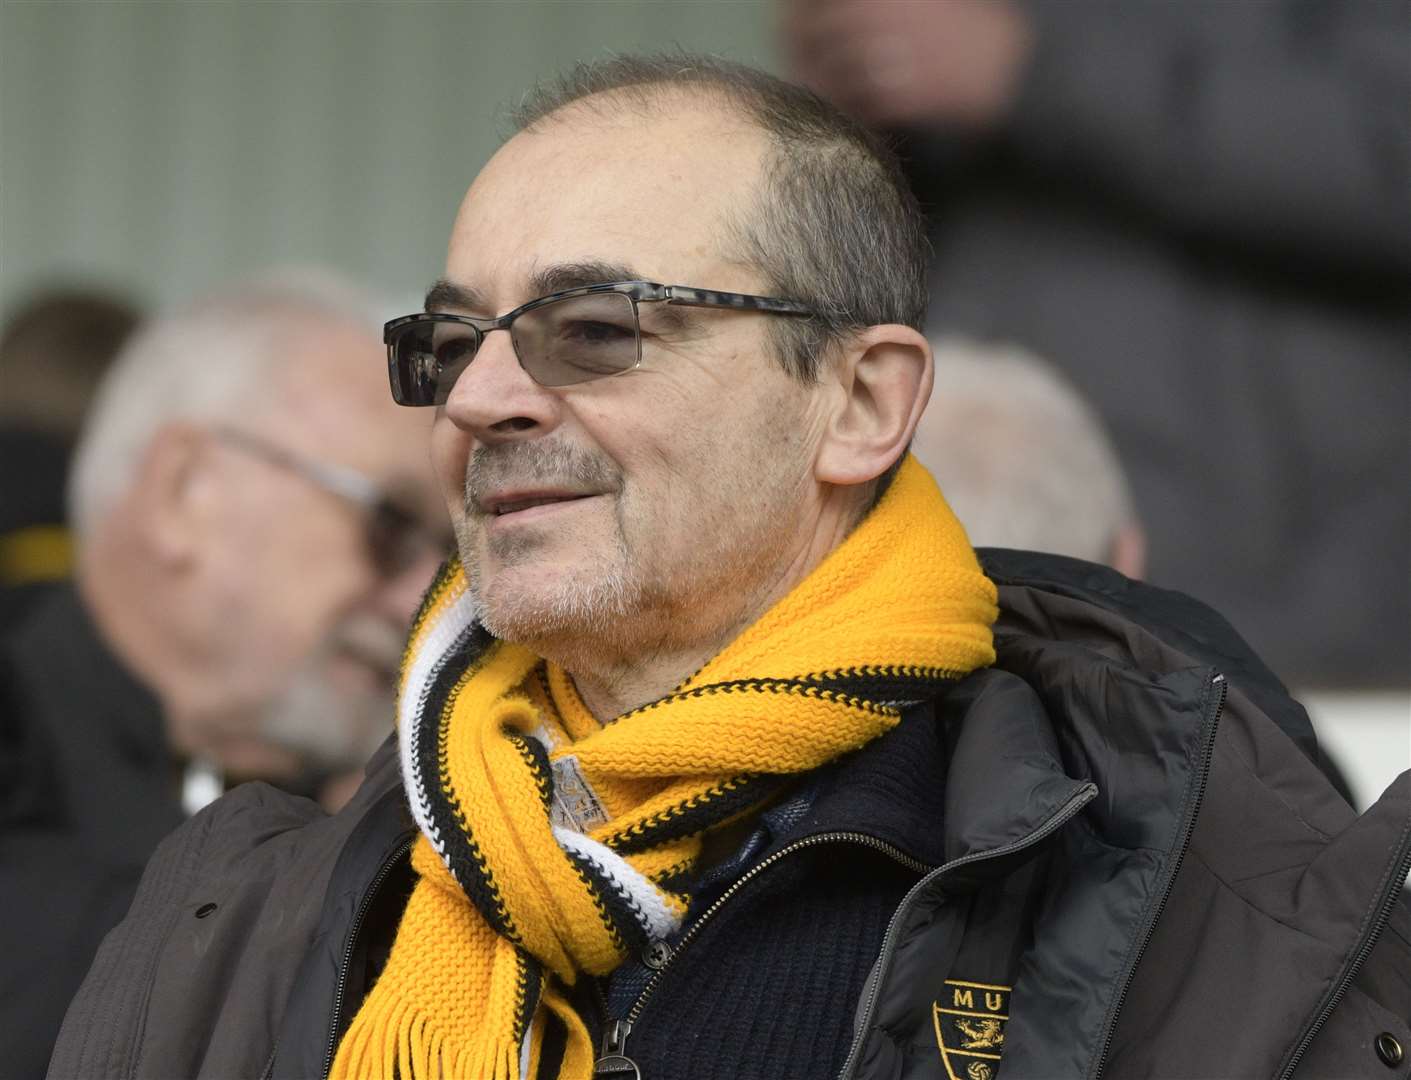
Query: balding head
xmin=505 ymin=53 xmax=929 ymax=384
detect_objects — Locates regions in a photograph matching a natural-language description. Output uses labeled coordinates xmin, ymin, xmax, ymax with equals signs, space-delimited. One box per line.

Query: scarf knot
xmin=332 ymin=456 xmax=997 ymax=1079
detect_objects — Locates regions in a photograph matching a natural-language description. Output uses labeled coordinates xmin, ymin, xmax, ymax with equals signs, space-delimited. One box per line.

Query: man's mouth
xmin=480 ymin=490 xmax=599 ymax=519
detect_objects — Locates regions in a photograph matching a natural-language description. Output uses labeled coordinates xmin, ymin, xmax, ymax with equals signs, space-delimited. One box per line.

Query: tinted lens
xmin=511 ymin=292 xmax=639 ymax=386
xmin=389 ymin=318 xmax=481 ymax=406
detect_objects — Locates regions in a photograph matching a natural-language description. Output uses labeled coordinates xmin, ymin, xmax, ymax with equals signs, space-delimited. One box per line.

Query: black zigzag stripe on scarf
xmin=420 ymin=636 xmax=520 ymax=942
xmin=801 ymin=665 xmax=965 ymax=706
xmin=607 ymin=773 xmax=782 ymax=855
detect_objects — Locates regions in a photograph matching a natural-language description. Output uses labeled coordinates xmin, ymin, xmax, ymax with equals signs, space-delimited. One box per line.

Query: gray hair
xmin=68 ymin=269 xmax=381 ymax=536
xmin=508 ymin=52 xmax=930 ymax=382
xmin=914 ymin=338 xmax=1138 ymax=564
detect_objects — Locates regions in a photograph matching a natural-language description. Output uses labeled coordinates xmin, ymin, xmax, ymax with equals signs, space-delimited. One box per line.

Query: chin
xmin=474 ymin=558 xmax=640 ymax=646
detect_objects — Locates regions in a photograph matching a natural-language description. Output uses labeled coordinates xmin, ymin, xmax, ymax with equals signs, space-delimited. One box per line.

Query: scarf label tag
xmin=550 ymin=753 xmax=609 ymax=832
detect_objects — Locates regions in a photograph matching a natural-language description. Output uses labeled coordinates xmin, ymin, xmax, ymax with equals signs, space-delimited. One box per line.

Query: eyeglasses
xmin=382 ymin=280 xmax=819 ymax=407
xmin=212 ymin=427 xmax=450 ymax=578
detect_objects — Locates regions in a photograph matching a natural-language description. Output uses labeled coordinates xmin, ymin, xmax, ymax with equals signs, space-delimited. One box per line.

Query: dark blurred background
xmin=2 ymin=0 xmax=1405 ymax=798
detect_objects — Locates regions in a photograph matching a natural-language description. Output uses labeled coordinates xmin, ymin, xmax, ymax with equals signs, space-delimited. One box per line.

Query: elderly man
xmin=915 ymin=338 xmax=1145 ymax=578
xmin=52 ymin=58 xmax=1411 ymax=1080
xmin=2 ymin=274 xmax=445 ymax=1078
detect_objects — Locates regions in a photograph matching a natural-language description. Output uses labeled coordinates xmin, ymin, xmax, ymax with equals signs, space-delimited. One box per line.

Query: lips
xmin=478 ymin=489 xmax=599 ymax=519
xmin=494 ymin=495 xmax=585 ymax=515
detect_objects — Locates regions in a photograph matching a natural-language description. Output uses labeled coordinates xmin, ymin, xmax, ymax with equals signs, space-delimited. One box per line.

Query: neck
xmin=562 ymin=614 xmax=751 ymax=723
xmin=552 ymin=485 xmax=865 ymax=721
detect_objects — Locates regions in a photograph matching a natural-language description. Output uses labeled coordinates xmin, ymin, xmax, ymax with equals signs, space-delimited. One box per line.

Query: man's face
xmin=431 ymin=99 xmax=836 ymax=661
xmin=185 ymin=322 xmax=446 ymax=779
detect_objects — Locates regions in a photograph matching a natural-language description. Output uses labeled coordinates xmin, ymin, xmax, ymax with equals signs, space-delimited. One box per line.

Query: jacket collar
xmin=979 ymin=547 xmax=1318 ymax=763
xmin=775 ymin=666 xmax=1090 ymax=873
xmin=7 ymin=583 xmax=168 ymax=767
xmin=1 ymin=583 xmax=176 ymax=855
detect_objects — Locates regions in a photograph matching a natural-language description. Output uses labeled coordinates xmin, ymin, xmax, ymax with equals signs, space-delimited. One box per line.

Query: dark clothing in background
xmin=0 ymin=428 xmax=75 ymax=633
xmin=0 ymin=586 xmax=180 ymax=1079
xmin=48 ymin=553 xmax=1411 ymax=1079
xmin=910 ymin=0 xmax=1409 ymax=686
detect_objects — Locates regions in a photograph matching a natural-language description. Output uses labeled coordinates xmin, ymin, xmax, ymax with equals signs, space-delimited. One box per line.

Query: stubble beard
xmin=459 ymin=431 xmax=811 ymax=672
xmin=461 ymin=439 xmax=642 ymax=650
xmin=469 ymin=518 xmax=641 ymax=649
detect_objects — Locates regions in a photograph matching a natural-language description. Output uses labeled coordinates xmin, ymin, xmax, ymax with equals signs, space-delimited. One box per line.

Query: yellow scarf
xmin=331 ymin=456 xmax=997 ymax=1079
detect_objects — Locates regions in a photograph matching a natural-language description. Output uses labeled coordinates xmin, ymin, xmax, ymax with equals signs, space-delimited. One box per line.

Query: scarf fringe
xmin=331 ymin=996 xmax=521 ymax=1080
xmin=336 ymin=455 xmax=996 ymax=1079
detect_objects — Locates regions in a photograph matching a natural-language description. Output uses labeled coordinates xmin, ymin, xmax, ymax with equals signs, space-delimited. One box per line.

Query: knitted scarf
xmin=330 ymin=455 xmax=998 ymax=1080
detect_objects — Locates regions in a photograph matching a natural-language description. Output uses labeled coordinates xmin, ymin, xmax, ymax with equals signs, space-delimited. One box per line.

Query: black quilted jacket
xmin=49 ymin=552 xmax=1411 ymax=1079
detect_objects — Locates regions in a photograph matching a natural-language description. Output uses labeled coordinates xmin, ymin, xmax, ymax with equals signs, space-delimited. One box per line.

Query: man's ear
xmin=815 ymin=324 xmax=933 ymax=486
xmin=127 ymin=424 xmax=216 ymax=567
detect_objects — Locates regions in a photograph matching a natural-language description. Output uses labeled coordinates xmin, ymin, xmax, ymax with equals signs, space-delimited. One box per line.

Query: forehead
xmin=269 ymin=321 xmax=385 ymax=410
xmin=446 ymin=96 xmax=771 ymax=306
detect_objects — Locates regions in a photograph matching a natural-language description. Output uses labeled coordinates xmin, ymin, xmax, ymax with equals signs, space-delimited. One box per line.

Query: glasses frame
xmin=211 ymin=426 xmax=442 ymax=577
xmin=383 ymin=279 xmax=819 ymax=406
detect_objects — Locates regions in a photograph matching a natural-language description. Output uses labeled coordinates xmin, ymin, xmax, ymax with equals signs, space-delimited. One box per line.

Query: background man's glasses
xmin=383 ymin=280 xmax=818 ymax=407
xmin=212 ymin=427 xmax=450 ymax=578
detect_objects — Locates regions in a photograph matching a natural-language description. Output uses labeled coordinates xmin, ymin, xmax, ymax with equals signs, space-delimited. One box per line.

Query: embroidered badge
xmin=529 ymin=721 xmax=610 ymax=832
xmin=549 ymin=753 xmax=609 ymax=831
xmin=933 ymin=979 xmax=1011 ymax=1080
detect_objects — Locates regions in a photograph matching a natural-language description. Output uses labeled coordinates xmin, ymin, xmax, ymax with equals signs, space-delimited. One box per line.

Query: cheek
xmin=221 ymin=515 xmax=371 ymax=680
xmin=612 ymin=425 xmax=734 ymax=559
xmin=662 ymin=391 xmax=816 ymax=528
xmin=431 ymin=415 xmax=472 ymax=524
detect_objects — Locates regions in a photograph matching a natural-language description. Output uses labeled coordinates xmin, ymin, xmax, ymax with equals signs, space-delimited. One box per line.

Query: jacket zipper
xmin=1089 ymin=671 xmax=1225 ymax=1080
xmin=837 ymin=783 xmax=1100 ymax=1080
xmin=319 ymin=834 xmax=415 ymax=1080
xmin=1276 ymin=808 xmax=1411 ymax=1079
xmin=594 ymin=832 xmax=931 ymax=1073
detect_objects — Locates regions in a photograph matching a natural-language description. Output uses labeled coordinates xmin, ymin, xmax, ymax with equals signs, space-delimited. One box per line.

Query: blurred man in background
xmin=915 ymin=337 xmax=1144 ymax=577
xmin=915 ymin=336 xmax=1362 ymax=806
xmin=0 ymin=272 xmax=448 ymax=1078
xmin=0 ymin=289 xmax=142 ymax=630
xmin=786 ymin=0 xmax=1410 ymax=689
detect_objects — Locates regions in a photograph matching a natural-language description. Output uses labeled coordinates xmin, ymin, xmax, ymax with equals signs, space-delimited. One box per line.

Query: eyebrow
xmin=424 ymin=279 xmax=486 ymax=314
xmin=528 ymin=261 xmax=644 ymax=298
xmin=423 ymin=261 xmax=648 ymax=317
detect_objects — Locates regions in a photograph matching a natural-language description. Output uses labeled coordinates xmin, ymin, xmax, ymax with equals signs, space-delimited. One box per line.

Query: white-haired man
xmin=53 ymin=58 xmax=1410 ymax=1080
xmin=914 ymin=337 xmax=1146 ymax=577
xmin=1 ymin=274 xmax=447 ymax=1078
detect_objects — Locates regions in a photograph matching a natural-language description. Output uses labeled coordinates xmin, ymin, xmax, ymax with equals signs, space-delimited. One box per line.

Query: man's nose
xmin=440 ymin=328 xmax=562 ymax=444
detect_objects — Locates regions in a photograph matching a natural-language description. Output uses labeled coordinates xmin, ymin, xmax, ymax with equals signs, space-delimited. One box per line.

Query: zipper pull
xmin=594 ymin=1019 xmax=641 ymax=1079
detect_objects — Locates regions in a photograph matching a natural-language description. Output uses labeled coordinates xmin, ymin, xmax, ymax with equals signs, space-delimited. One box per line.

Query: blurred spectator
xmin=915 ymin=337 xmax=1370 ymax=806
xmin=0 ymin=272 xmax=448 ymax=1078
xmin=916 ymin=337 xmax=1144 ymax=577
xmin=0 ymin=289 xmax=142 ymax=631
xmin=786 ymin=0 xmax=1410 ymax=688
